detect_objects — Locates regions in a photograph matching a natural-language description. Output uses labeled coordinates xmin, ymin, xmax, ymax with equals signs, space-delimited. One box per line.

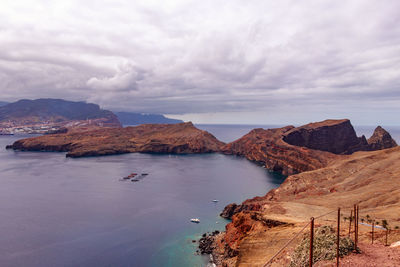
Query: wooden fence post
xmin=385 ymin=229 xmax=388 ymax=246
xmin=354 ymin=205 xmax=357 ymax=251
xmin=372 ymin=221 xmax=374 ymax=244
xmin=349 ymin=210 xmax=353 ymax=237
xmin=337 ymin=208 xmax=340 ymax=267
xmin=356 ymin=205 xmax=359 ymax=249
xmin=310 ymin=217 xmax=314 ymax=267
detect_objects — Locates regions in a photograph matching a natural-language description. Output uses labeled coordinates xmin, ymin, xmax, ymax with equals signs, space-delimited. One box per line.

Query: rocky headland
xmin=6 ymin=122 xmax=224 ymax=157
xmin=221 ymin=119 xmax=388 ymax=175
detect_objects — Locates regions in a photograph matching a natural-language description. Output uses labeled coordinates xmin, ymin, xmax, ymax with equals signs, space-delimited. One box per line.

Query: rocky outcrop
xmin=220 ymin=203 xmax=239 ymax=219
xmin=220 ymin=202 xmax=262 ymax=220
xmin=367 ymin=126 xmax=397 ymax=150
xmin=199 ymin=231 xmax=220 ymax=255
xmin=7 ymin=122 xmax=225 ymax=157
xmin=222 ymin=123 xmax=339 ymax=175
xmin=282 ymin=119 xmax=368 ymax=154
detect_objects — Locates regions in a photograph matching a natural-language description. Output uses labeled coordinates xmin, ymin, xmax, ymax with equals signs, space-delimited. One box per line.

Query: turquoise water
xmin=0 ymin=134 xmax=285 ymax=267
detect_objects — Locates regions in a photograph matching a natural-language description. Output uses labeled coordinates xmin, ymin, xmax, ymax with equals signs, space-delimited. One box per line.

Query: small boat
xmin=212 ymin=199 xmax=219 ymax=203
xmin=122 ymin=173 xmax=137 ymax=180
xmin=190 ymin=218 xmax=200 ymax=223
xmin=141 ymin=173 xmax=149 ymax=176
xmin=131 ymin=179 xmax=140 ymax=182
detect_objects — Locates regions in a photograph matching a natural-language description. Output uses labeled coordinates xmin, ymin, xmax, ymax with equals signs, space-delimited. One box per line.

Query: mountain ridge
xmin=114 ymin=111 xmax=183 ymax=125
xmin=0 ymin=98 xmax=119 ymax=124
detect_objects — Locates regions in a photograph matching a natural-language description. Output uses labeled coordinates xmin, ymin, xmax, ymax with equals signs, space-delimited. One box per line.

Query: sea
xmin=0 ymin=124 xmax=398 ymax=267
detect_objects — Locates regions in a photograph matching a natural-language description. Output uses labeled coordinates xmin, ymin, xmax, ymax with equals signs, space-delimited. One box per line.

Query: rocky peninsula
xmin=222 ymin=119 xmax=392 ymax=175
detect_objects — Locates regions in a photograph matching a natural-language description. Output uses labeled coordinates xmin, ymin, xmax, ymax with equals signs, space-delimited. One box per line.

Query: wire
xmin=263 ymin=221 xmax=310 ymax=267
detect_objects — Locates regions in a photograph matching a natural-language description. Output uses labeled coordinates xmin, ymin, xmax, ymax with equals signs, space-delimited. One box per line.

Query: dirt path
xmin=315 ymin=242 xmax=400 ymax=267
xmin=339 ymin=243 xmax=400 ymax=267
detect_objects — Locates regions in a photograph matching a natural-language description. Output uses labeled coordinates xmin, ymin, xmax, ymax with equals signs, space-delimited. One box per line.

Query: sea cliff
xmin=221 ymin=119 xmax=391 ymax=175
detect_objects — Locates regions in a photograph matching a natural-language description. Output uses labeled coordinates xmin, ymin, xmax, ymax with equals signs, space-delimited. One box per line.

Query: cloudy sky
xmin=1 ymin=0 xmax=400 ymax=125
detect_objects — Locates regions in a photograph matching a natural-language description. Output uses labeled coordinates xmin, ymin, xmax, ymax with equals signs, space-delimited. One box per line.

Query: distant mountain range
xmin=115 ymin=112 xmax=183 ymax=125
xmin=0 ymin=99 xmax=183 ymax=127
xmin=0 ymin=99 xmax=118 ymax=123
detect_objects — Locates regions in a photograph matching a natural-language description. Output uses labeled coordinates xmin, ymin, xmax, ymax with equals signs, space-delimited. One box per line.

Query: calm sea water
xmin=1 ymin=124 xmax=398 ymax=267
xmin=0 ymin=127 xmax=285 ymax=267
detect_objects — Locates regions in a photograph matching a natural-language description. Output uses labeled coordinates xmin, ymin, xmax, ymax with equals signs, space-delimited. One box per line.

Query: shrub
xmin=289 ymin=226 xmax=354 ymax=267
xmin=382 ymin=220 xmax=388 ymax=229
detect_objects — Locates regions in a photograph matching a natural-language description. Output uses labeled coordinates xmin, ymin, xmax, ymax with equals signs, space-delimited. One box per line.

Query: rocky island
xmin=6 ymin=122 xmax=225 ymax=157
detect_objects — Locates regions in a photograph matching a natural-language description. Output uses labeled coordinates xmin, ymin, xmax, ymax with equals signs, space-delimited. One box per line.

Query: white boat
xmin=190 ymin=218 xmax=200 ymax=223
xmin=212 ymin=199 xmax=219 ymax=202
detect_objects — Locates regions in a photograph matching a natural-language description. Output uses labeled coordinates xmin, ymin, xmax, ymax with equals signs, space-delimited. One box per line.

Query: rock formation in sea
xmin=367 ymin=126 xmax=398 ymax=150
xmin=7 ymin=122 xmax=224 ymax=157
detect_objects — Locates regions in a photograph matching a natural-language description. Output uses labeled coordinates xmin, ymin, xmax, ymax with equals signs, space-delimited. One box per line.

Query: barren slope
xmin=215 ymin=146 xmax=400 ymax=266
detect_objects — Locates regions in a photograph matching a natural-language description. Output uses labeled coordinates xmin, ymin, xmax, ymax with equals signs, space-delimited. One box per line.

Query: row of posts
xmin=309 ymin=205 xmax=359 ymax=267
xmin=309 ymin=204 xmax=391 ymax=267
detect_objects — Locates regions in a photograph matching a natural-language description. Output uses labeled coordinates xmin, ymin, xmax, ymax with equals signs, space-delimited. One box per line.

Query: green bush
xmin=382 ymin=219 xmax=388 ymax=229
xmin=289 ymin=226 xmax=354 ymax=267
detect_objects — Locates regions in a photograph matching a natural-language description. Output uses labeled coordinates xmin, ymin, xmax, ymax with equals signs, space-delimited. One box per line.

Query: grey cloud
xmin=0 ymin=0 xmax=400 ymax=124
xmin=87 ymin=62 xmax=146 ymax=92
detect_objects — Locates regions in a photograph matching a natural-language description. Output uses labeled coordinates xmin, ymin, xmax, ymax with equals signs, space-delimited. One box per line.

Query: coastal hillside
xmin=0 ymin=101 xmax=8 ymax=107
xmin=0 ymin=99 xmax=121 ymax=134
xmin=115 ymin=112 xmax=183 ymax=125
xmin=7 ymin=122 xmax=225 ymax=157
xmin=0 ymin=99 xmax=119 ymax=124
xmin=213 ymin=146 xmax=400 ymax=266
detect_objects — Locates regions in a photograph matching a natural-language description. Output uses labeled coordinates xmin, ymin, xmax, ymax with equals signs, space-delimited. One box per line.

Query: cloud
xmin=87 ymin=62 xmax=145 ymax=91
xmin=0 ymin=0 xmax=399 ymax=124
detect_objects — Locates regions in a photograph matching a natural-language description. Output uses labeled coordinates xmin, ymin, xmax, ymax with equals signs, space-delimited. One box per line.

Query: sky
xmin=0 ymin=0 xmax=400 ymax=125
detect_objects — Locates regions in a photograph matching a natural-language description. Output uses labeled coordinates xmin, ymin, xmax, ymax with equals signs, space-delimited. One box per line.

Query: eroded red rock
xmin=7 ymin=122 xmax=225 ymax=157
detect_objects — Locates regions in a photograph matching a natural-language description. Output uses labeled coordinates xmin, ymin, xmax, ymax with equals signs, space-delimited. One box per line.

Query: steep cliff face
xmin=222 ymin=119 xmax=396 ymax=176
xmin=367 ymin=126 xmax=397 ymax=150
xmin=7 ymin=122 xmax=224 ymax=157
xmin=282 ymin=119 xmax=368 ymax=154
xmin=222 ymin=123 xmax=340 ymax=175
